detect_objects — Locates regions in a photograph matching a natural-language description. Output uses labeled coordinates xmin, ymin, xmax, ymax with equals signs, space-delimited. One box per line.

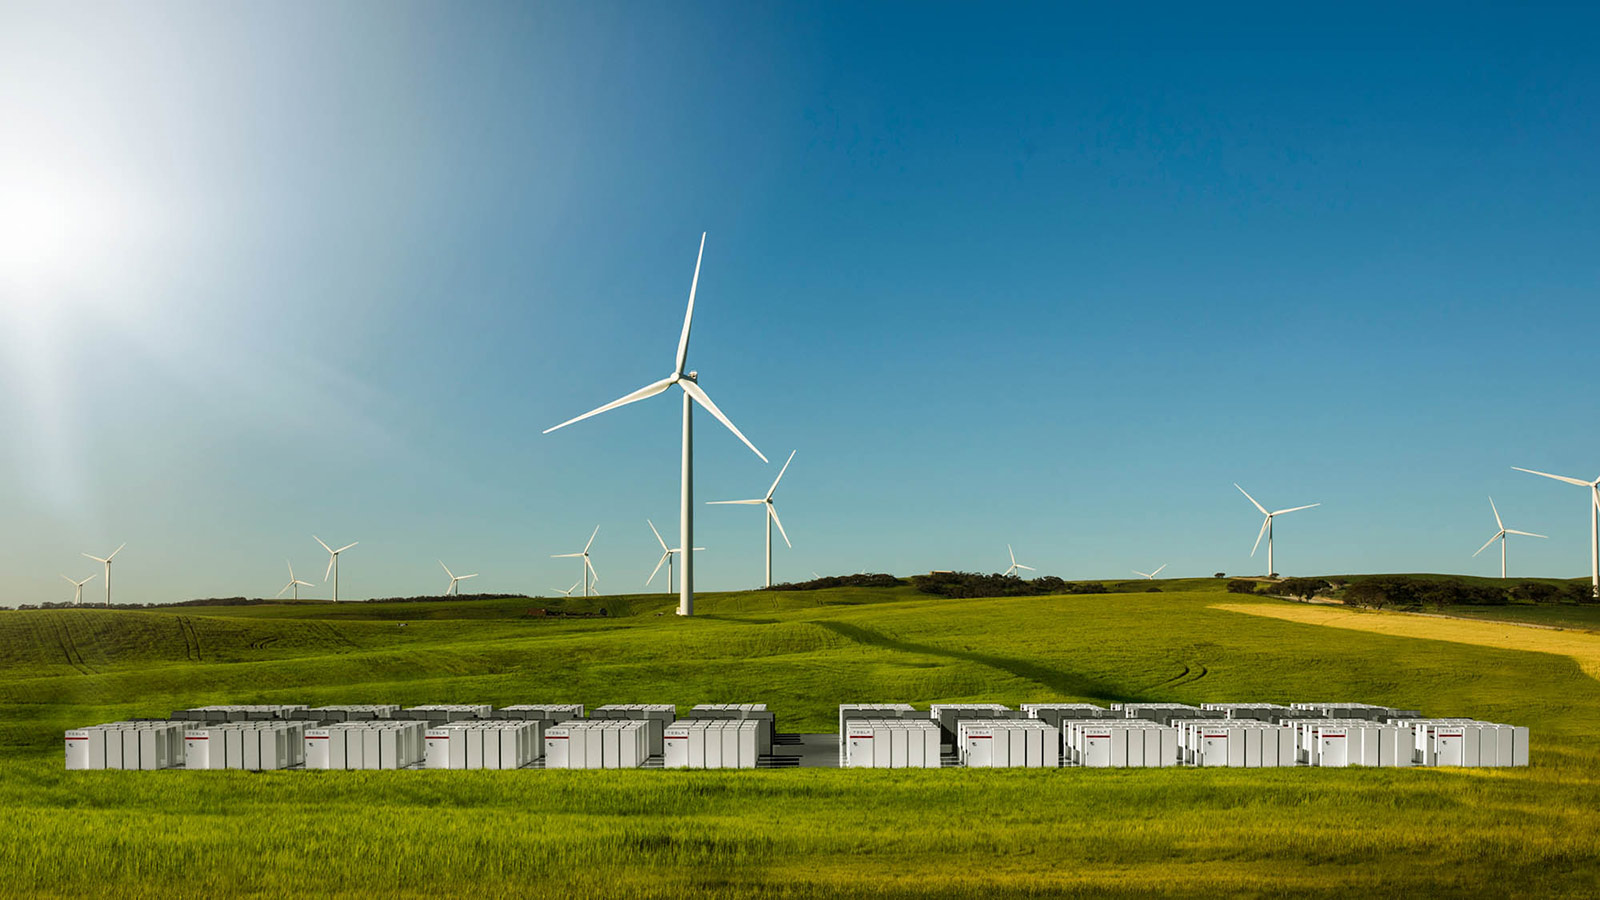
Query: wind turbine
xmin=1472 ymin=497 xmax=1545 ymax=579
xmin=1234 ymin=484 xmax=1319 ymax=578
xmin=708 ymin=450 xmax=796 ymax=587
xmin=81 ymin=543 xmax=124 ymax=608
xmin=1512 ymin=466 xmax=1600 ymax=597
xmin=277 ymin=561 xmax=313 ymax=601
xmin=557 ymin=581 xmax=582 ymax=598
xmin=439 ymin=561 xmax=479 ymax=596
xmin=61 ymin=573 xmax=96 ymax=606
xmin=552 ymin=526 xmax=600 ymax=597
xmin=1004 ymin=545 xmax=1035 ymax=577
xmin=1133 ymin=564 xmax=1168 ymax=580
xmin=543 ymin=232 xmax=767 ymax=616
xmin=314 ymin=536 xmax=358 ymax=602
xmin=646 ymin=519 xmax=705 ymax=594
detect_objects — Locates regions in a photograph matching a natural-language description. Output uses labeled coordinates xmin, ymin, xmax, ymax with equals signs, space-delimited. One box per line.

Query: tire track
xmin=48 ymin=614 xmax=93 ymax=675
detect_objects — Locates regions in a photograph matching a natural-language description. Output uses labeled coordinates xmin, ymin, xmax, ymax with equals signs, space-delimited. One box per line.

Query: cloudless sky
xmin=1 ymin=1 xmax=1597 ymax=606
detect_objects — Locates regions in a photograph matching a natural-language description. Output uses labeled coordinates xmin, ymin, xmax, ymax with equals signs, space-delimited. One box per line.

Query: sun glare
xmin=0 ymin=167 xmax=123 ymax=301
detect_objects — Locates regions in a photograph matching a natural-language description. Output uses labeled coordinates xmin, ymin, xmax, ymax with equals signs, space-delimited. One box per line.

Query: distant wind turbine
xmin=1234 ymin=484 xmax=1319 ymax=577
xmin=1472 ymin=497 xmax=1545 ymax=579
xmin=1133 ymin=564 xmax=1168 ymax=580
xmin=61 ymin=573 xmax=96 ymax=606
xmin=277 ymin=561 xmax=313 ymax=601
xmin=314 ymin=536 xmax=358 ymax=602
xmin=556 ymin=581 xmax=581 ymax=598
xmin=1004 ymin=545 xmax=1035 ymax=577
xmin=708 ymin=450 xmax=796 ymax=587
xmin=1512 ymin=466 xmax=1600 ymax=597
xmin=439 ymin=561 xmax=478 ymax=596
xmin=543 ymin=233 xmax=767 ymax=616
xmin=552 ymin=526 xmax=600 ymax=597
xmin=646 ymin=519 xmax=703 ymax=594
xmin=81 ymin=543 xmax=125 ymax=608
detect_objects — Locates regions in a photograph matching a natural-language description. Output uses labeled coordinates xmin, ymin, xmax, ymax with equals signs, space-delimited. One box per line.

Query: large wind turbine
xmin=708 ymin=450 xmax=796 ymax=587
xmin=1473 ymin=497 xmax=1545 ymax=579
xmin=646 ymin=519 xmax=704 ymax=594
xmin=1133 ymin=564 xmax=1168 ymax=580
xmin=314 ymin=536 xmax=358 ymax=602
xmin=1235 ymin=484 xmax=1319 ymax=578
xmin=439 ymin=561 xmax=479 ymax=596
xmin=61 ymin=573 xmax=96 ymax=606
xmin=81 ymin=543 xmax=124 ymax=608
xmin=552 ymin=526 xmax=600 ymax=597
xmin=277 ymin=561 xmax=313 ymax=601
xmin=1512 ymin=466 xmax=1600 ymax=597
xmin=542 ymin=233 xmax=767 ymax=616
xmin=1004 ymin=545 xmax=1035 ymax=577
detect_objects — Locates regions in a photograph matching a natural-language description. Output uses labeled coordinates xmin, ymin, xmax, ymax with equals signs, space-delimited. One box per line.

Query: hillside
xmin=2 ymin=580 xmax=1598 ymax=897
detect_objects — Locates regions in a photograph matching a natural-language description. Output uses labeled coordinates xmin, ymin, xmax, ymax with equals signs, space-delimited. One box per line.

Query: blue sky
xmin=1 ymin=2 xmax=1598 ymax=605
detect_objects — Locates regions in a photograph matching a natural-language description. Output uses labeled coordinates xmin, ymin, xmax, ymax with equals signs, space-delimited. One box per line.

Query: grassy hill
xmin=2 ymin=579 xmax=1598 ymax=897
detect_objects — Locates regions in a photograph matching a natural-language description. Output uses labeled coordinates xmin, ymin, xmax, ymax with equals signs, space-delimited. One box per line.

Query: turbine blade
xmin=1251 ymin=516 xmax=1270 ymax=556
xmin=336 ymin=542 xmax=358 ymax=553
xmin=1152 ymin=564 xmax=1167 ymax=577
xmin=324 ymin=553 xmax=335 ymax=582
xmin=675 ymin=232 xmax=706 ymax=378
xmin=1270 ymin=503 xmax=1320 ymax=516
xmin=1235 ymin=484 xmax=1269 ymax=515
xmin=439 ymin=561 xmax=453 ymax=578
xmin=586 ymin=557 xmax=599 ymax=582
xmin=769 ymin=504 xmax=791 ymax=548
xmin=648 ymin=519 xmax=668 ymax=551
xmin=295 ymin=580 xmax=312 ymax=587
xmin=680 ymin=380 xmax=766 ymax=462
xmin=83 ymin=554 xmax=106 ymax=563
xmin=585 ymin=525 xmax=599 ymax=553
xmin=551 ymin=553 xmax=582 ymax=558
xmin=1489 ymin=496 xmax=1504 ymax=530
xmin=766 ymin=450 xmax=796 ymax=500
xmin=107 ymin=543 xmax=126 ymax=560
xmin=648 ymin=550 xmax=670 ymax=585
xmin=1504 ymin=530 xmax=1547 ymax=539
xmin=61 ymin=574 xmax=75 ymax=585
xmin=1017 ymin=564 xmax=1036 ymax=571
xmin=1473 ymin=533 xmax=1501 ymax=557
xmin=544 ymin=377 xmax=675 ymax=435
xmin=1512 ymin=466 xmax=1592 ymax=487
xmin=459 ymin=573 xmax=477 ymax=580
xmin=277 ymin=583 xmax=292 ymax=598
xmin=1009 ymin=544 xmax=1017 ymax=565
xmin=1134 ymin=571 xmax=1149 ymax=579
xmin=707 ymin=499 xmax=763 ymax=505
xmin=313 ymin=535 xmax=333 ymax=553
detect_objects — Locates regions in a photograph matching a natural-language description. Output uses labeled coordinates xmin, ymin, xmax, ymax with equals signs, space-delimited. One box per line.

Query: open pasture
xmin=3 ymin=580 xmax=1598 ymax=897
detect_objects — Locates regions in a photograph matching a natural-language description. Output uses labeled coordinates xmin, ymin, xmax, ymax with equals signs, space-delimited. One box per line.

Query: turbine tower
xmin=552 ymin=526 xmax=600 ymax=597
xmin=61 ymin=573 xmax=96 ymax=606
xmin=277 ymin=561 xmax=313 ymax=601
xmin=1235 ymin=484 xmax=1319 ymax=578
xmin=708 ymin=450 xmax=796 ymax=587
xmin=81 ymin=543 xmax=125 ymax=608
xmin=1004 ymin=544 xmax=1035 ymax=577
xmin=314 ymin=536 xmax=358 ymax=602
xmin=543 ymin=233 xmax=767 ymax=616
xmin=1473 ymin=497 xmax=1545 ymax=579
xmin=646 ymin=519 xmax=704 ymax=594
xmin=1512 ymin=466 xmax=1600 ymax=596
xmin=1133 ymin=564 xmax=1168 ymax=580
xmin=439 ymin=561 xmax=479 ymax=596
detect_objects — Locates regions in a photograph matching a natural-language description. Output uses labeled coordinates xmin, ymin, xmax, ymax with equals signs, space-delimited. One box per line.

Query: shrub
xmin=1226 ymin=580 xmax=1257 ymax=595
xmin=1214 ymin=573 xmax=1227 ymax=579
xmin=1145 ymin=586 xmax=1162 ymax=593
xmin=763 ymin=573 xmax=906 ymax=591
xmin=909 ymin=572 xmax=1100 ymax=599
xmin=1276 ymin=578 xmax=1332 ymax=601
xmin=1509 ymin=582 xmax=1560 ymax=604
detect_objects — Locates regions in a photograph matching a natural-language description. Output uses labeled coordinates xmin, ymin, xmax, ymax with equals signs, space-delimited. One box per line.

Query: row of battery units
xmin=65 ymin=721 xmax=316 ymax=771
xmin=1062 ymin=718 xmax=1529 ymax=768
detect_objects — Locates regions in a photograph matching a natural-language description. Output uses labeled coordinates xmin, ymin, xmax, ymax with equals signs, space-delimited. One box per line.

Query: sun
xmin=0 ymin=165 xmax=123 ymax=301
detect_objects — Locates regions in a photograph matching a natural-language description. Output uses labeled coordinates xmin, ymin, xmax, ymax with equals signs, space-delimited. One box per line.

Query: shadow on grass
xmin=812 ymin=621 xmax=1148 ymax=703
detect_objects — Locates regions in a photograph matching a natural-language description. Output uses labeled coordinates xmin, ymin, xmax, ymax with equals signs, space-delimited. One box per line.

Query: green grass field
xmin=3 ymin=580 xmax=1599 ymax=898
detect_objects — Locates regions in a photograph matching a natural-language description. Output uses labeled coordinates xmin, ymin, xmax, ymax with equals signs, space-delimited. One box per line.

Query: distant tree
xmin=1276 ymin=578 xmax=1331 ymax=602
xmin=1214 ymin=573 xmax=1227 ymax=579
xmin=1145 ymin=586 xmax=1162 ymax=593
xmin=1564 ymin=582 xmax=1598 ymax=605
xmin=1225 ymin=580 xmax=1257 ymax=595
xmin=1509 ymin=582 xmax=1559 ymax=604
